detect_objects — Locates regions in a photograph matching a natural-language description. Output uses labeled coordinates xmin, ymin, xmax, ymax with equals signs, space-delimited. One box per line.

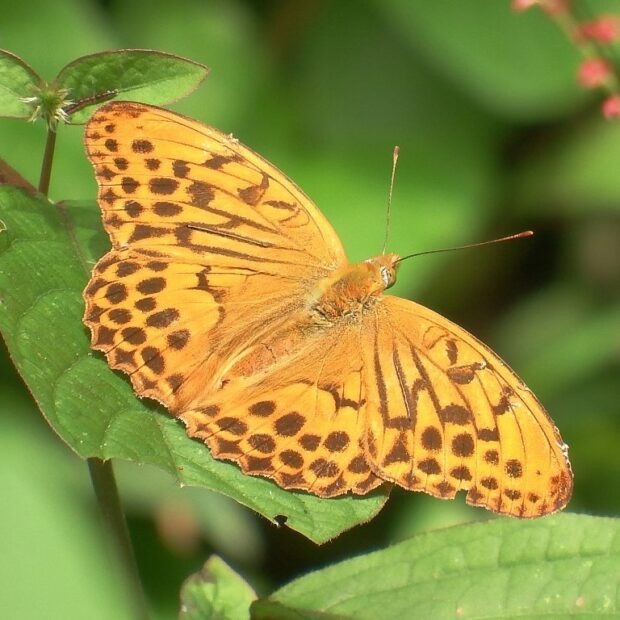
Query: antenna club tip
xmin=522 ymin=230 xmax=534 ymax=238
xmin=393 ymin=145 xmax=400 ymax=156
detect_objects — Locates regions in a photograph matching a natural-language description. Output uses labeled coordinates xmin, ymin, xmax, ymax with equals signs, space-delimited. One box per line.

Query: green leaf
xmin=0 ymin=187 xmax=387 ymax=543
xmin=252 ymin=514 xmax=620 ymax=619
xmin=180 ymin=556 xmax=256 ymax=620
xmin=55 ymin=49 xmax=209 ymax=123
xmin=0 ymin=49 xmax=42 ymax=118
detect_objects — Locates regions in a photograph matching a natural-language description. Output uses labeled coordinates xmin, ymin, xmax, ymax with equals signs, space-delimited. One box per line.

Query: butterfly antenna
xmin=395 ymin=230 xmax=534 ymax=264
xmin=382 ymin=146 xmax=400 ymax=255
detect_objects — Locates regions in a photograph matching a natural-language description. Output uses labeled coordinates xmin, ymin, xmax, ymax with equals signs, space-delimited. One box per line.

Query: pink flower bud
xmin=577 ymin=58 xmax=613 ymax=88
xmin=577 ymin=16 xmax=620 ymax=43
xmin=602 ymin=95 xmax=620 ymax=119
xmin=512 ymin=0 xmax=538 ymax=11
xmin=511 ymin=0 xmax=569 ymax=14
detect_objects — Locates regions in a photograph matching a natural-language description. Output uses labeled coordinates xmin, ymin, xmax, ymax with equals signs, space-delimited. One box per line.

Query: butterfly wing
xmin=362 ymin=296 xmax=572 ymax=517
xmin=83 ymin=101 xmax=347 ymax=408
xmin=179 ymin=320 xmax=382 ymax=497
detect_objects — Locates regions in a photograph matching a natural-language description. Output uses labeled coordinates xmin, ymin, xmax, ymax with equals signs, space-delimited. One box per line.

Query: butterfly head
xmin=365 ymin=253 xmax=400 ymax=292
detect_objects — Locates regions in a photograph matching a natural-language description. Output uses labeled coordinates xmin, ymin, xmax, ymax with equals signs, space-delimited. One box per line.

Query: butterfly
xmin=83 ymin=101 xmax=572 ymax=517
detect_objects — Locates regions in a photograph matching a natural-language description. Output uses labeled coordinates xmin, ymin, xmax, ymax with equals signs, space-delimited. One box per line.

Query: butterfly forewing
xmin=84 ymin=101 xmax=346 ymax=273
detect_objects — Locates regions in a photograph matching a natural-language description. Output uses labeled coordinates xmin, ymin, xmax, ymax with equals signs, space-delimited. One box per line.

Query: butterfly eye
xmin=380 ymin=266 xmax=392 ymax=288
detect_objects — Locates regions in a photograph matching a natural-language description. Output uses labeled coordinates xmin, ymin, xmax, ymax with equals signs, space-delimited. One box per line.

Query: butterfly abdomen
xmin=220 ymin=323 xmax=310 ymax=380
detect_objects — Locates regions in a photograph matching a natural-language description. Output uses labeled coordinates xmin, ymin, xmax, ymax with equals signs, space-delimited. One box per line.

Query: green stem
xmin=549 ymin=5 xmax=620 ymax=94
xmin=37 ymin=107 xmax=148 ymax=620
xmin=88 ymin=458 xmax=151 ymax=620
xmin=38 ymin=125 xmax=57 ymax=196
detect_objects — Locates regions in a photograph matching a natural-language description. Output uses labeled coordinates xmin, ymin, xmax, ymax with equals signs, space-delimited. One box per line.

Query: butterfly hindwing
xmin=179 ymin=325 xmax=382 ymax=497
xmin=362 ymin=297 xmax=572 ymax=517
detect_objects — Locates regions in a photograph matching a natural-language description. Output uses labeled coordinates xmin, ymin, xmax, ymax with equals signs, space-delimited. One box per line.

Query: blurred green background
xmin=1 ymin=0 xmax=619 ymax=618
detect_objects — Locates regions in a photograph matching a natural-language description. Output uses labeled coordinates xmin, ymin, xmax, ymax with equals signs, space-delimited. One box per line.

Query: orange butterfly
xmin=83 ymin=101 xmax=572 ymax=517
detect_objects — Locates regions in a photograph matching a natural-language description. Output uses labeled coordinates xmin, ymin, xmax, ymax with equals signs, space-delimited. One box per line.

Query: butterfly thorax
xmin=312 ymin=253 xmax=400 ymax=322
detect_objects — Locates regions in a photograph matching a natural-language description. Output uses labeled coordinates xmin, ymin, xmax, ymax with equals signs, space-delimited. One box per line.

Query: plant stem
xmin=38 ymin=126 xmax=57 ymax=196
xmin=88 ymin=458 xmax=151 ymax=620
xmin=36 ymin=115 xmax=149 ymax=619
xmin=549 ymin=5 xmax=620 ymax=94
